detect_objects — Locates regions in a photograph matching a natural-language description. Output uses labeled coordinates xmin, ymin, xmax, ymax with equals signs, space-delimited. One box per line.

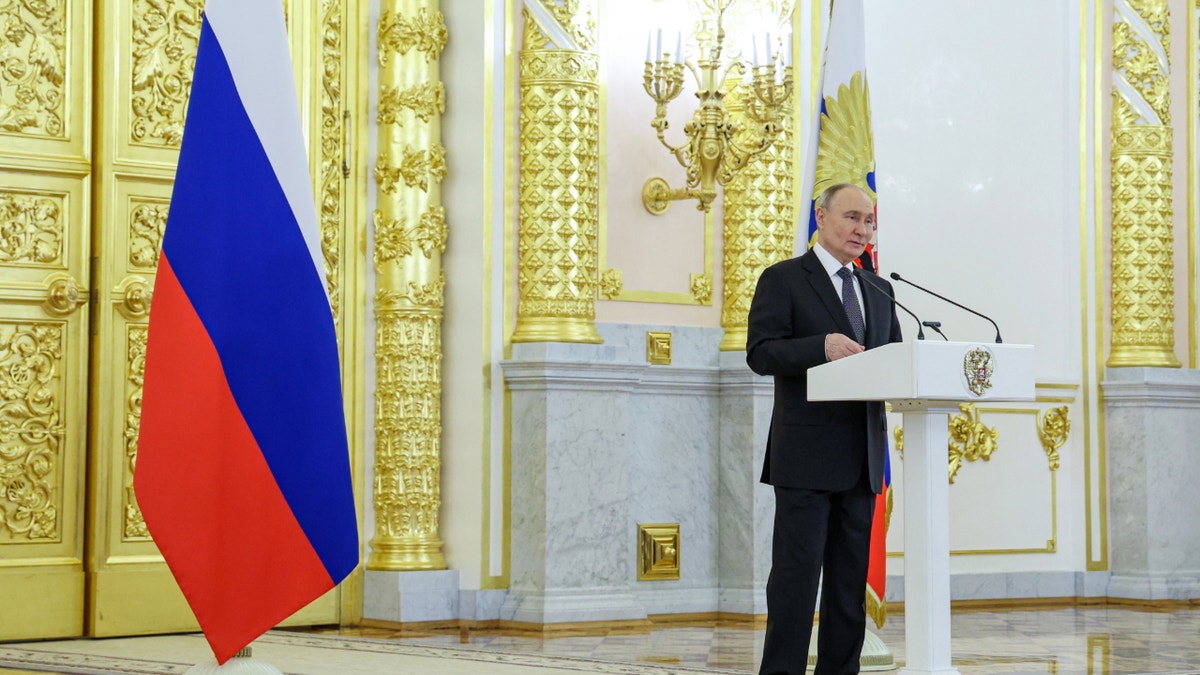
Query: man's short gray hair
xmin=815 ymin=183 xmax=868 ymax=210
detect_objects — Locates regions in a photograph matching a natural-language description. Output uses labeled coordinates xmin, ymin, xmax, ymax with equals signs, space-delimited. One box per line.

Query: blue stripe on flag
xmin=161 ymin=17 xmax=357 ymax=581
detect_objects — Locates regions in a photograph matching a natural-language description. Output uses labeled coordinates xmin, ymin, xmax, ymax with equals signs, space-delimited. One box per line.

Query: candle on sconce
xmin=765 ymin=32 xmax=772 ymax=64
xmin=674 ymin=31 xmax=682 ymax=64
xmin=656 ymin=28 xmax=662 ymax=62
xmin=786 ymin=34 xmax=793 ymax=66
xmin=646 ymin=31 xmax=652 ymax=63
xmin=752 ymin=35 xmax=759 ymax=66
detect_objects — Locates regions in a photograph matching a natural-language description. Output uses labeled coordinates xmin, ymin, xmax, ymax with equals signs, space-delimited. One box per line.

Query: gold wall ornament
xmin=378 ymin=82 xmax=446 ymax=125
xmin=719 ymin=61 xmax=795 ymax=351
xmin=599 ymin=268 xmax=624 ymax=299
xmin=122 ymin=327 xmax=150 ymax=540
xmin=511 ymin=2 xmax=602 ymax=344
xmin=320 ymin=0 xmax=347 ymax=327
xmin=947 ymin=403 xmax=998 ymax=484
xmin=637 ymin=523 xmax=680 ymax=581
xmin=0 ymin=190 xmax=64 ymax=265
xmin=1108 ymin=0 xmax=1180 ymax=367
xmin=640 ymin=2 xmax=793 ymax=214
xmin=378 ymin=7 xmax=448 ymax=64
xmin=0 ymin=1 xmax=67 ymax=138
xmin=689 ymin=272 xmax=713 ymax=304
xmin=0 ymin=322 xmax=64 ymax=541
xmin=1037 ymin=406 xmax=1070 ymax=472
xmin=646 ymin=331 xmax=673 ymax=365
xmin=127 ymin=200 xmax=167 ymax=269
xmin=130 ymin=0 xmax=204 ymax=146
xmin=369 ymin=0 xmax=448 ymax=571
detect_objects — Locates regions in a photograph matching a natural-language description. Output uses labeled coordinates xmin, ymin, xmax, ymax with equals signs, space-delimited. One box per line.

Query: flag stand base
xmin=806 ymin=626 xmax=897 ymax=671
xmin=183 ymin=647 xmax=283 ymax=674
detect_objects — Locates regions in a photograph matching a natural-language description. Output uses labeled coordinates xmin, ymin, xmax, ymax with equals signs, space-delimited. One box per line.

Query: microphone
xmin=854 ymin=269 xmax=925 ymax=340
xmin=890 ymin=272 xmax=1002 ymax=343
xmin=922 ymin=320 xmax=949 ymax=341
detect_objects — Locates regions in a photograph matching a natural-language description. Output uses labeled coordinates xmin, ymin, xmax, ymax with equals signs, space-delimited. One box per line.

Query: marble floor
xmin=1 ymin=605 xmax=1198 ymax=674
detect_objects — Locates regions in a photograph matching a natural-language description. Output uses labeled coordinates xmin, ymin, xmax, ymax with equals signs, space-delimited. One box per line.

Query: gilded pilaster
xmin=369 ymin=2 xmax=448 ymax=570
xmin=720 ymin=65 xmax=796 ymax=352
xmin=511 ymin=1 xmax=602 ymax=344
xmin=1109 ymin=0 xmax=1179 ymax=367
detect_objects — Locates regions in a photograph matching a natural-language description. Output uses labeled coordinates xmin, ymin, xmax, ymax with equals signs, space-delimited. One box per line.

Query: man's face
xmin=815 ymin=187 xmax=875 ymax=265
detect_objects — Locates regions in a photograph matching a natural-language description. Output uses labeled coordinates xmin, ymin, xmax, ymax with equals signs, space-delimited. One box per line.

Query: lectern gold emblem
xmin=963 ymin=347 xmax=995 ymax=396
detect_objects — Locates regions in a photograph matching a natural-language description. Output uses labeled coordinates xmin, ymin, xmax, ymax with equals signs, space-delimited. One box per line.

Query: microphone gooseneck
xmin=855 ymin=269 xmax=924 ymax=340
xmin=922 ymin=320 xmax=949 ymax=341
xmin=889 ymin=272 xmax=1002 ymax=343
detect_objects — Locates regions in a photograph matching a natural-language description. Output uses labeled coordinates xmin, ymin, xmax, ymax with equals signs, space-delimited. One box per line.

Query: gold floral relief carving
xmin=523 ymin=1 xmax=596 ymax=52
xmin=123 ymin=327 xmax=150 ymax=540
xmin=319 ymin=0 xmax=344 ymax=325
xmin=0 ymin=322 xmax=64 ymax=542
xmin=375 ymin=273 xmax=446 ymax=311
xmin=0 ymin=190 xmax=63 ymax=265
xmin=598 ymin=268 xmax=623 ymax=300
xmin=374 ymin=144 xmax=447 ymax=194
xmin=1112 ymin=9 xmax=1170 ymax=125
xmin=0 ymin=0 xmax=66 ymax=137
xmin=377 ymin=8 xmax=447 ymax=65
xmin=690 ymin=273 xmax=713 ymax=305
xmin=521 ymin=7 xmax=550 ymax=51
xmin=378 ymin=82 xmax=445 ymax=125
xmin=947 ymin=402 xmax=998 ymax=483
xmin=372 ymin=311 xmax=442 ymax=539
xmin=128 ymin=200 xmax=168 ymax=269
xmin=372 ymin=206 xmax=447 ymax=265
xmin=1037 ymin=406 xmax=1069 ymax=472
xmin=130 ymin=0 xmax=204 ymax=147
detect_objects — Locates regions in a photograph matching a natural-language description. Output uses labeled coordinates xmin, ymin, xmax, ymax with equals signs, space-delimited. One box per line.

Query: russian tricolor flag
xmin=134 ymin=0 xmax=358 ymax=663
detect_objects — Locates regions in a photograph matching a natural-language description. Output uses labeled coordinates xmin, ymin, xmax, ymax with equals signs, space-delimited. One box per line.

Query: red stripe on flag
xmin=135 ymin=256 xmax=334 ymax=662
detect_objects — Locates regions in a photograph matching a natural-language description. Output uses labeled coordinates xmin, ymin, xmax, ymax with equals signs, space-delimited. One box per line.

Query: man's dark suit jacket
xmin=746 ymin=249 xmax=903 ymax=494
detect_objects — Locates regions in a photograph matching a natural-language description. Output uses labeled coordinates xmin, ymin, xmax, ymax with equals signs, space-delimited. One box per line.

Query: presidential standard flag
xmin=797 ymin=0 xmax=890 ymax=628
xmin=134 ymin=0 xmax=358 ymax=663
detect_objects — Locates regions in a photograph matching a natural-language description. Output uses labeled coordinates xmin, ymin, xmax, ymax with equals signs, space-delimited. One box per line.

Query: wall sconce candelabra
xmin=642 ymin=7 xmax=792 ymax=214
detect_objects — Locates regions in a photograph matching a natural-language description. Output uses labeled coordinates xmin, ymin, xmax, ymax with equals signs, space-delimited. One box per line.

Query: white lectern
xmin=808 ymin=341 xmax=1035 ymax=675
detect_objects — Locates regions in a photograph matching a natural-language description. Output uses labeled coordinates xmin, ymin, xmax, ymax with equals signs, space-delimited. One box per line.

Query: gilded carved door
xmin=0 ymin=0 xmax=364 ymax=640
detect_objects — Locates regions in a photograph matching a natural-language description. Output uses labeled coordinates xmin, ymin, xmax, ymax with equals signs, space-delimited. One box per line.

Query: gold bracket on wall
xmin=646 ymin=331 xmax=672 ymax=365
xmin=637 ymin=523 xmax=680 ymax=581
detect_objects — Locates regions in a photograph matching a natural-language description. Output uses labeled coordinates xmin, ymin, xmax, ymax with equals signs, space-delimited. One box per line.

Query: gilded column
xmin=1109 ymin=0 xmax=1180 ymax=367
xmin=369 ymin=3 xmax=449 ymax=570
xmin=720 ymin=66 xmax=796 ymax=352
xmin=511 ymin=1 xmax=602 ymax=344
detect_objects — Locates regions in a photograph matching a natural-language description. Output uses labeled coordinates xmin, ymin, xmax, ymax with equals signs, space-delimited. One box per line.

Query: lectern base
xmin=805 ymin=626 xmax=897 ymax=671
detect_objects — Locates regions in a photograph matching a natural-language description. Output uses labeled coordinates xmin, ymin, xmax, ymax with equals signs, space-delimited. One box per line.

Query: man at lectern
xmin=746 ymin=183 xmax=902 ymax=675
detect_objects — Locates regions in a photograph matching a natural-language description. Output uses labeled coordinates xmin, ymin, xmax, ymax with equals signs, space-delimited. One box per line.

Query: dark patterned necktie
xmin=837 ymin=267 xmax=865 ymax=345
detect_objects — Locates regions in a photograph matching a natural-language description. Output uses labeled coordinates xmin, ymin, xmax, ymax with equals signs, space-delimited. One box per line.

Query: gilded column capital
xmin=511 ymin=1 xmax=602 ymax=344
xmin=1108 ymin=0 xmax=1179 ymax=368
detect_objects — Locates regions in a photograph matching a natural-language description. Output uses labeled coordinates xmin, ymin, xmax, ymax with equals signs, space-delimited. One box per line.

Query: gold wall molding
xmin=370 ymin=0 xmax=448 ymax=571
xmin=0 ymin=322 xmax=64 ymax=542
xmin=637 ymin=523 xmax=680 ymax=581
xmin=0 ymin=1 xmax=67 ymax=138
xmin=720 ymin=63 xmax=796 ymax=352
xmin=891 ymin=405 xmax=1068 ymax=557
xmin=511 ymin=1 xmax=601 ymax=343
xmin=1109 ymin=0 xmax=1179 ymax=367
xmin=0 ymin=190 xmax=64 ymax=265
xmin=130 ymin=0 xmax=204 ymax=147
